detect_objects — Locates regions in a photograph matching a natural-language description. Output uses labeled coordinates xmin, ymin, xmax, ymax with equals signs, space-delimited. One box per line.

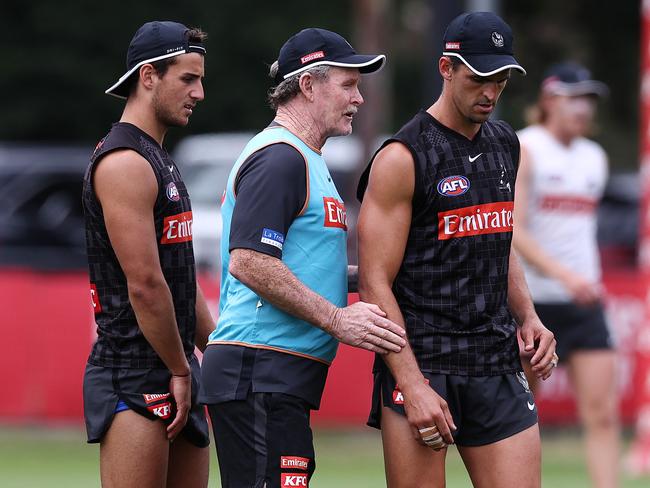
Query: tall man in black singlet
xmin=357 ymin=12 xmax=558 ymax=488
xmin=82 ymin=21 xmax=214 ymax=488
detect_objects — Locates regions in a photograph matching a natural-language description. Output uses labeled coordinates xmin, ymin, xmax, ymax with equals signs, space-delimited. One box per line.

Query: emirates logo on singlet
xmin=323 ymin=197 xmax=347 ymax=230
xmin=438 ymin=202 xmax=514 ymax=240
xmin=161 ymin=211 xmax=193 ymax=244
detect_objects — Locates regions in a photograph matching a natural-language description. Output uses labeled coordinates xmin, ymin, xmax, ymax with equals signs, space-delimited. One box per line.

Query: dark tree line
xmin=0 ymin=0 xmax=639 ymax=169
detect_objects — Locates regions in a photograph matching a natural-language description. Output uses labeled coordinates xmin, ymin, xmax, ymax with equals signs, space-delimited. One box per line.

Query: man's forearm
xmin=129 ymin=279 xmax=190 ymax=375
xmin=359 ymin=281 xmax=424 ymax=389
xmin=507 ymin=250 xmax=538 ymax=326
xmin=230 ymin=249 xmax=338 ymax=332
xmin=194 ymin=283 xmax=215 ymax=352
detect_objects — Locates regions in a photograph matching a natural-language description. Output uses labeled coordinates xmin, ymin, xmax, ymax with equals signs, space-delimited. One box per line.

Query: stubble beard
xmin=152 ymin=89 xmax=188 ymax=128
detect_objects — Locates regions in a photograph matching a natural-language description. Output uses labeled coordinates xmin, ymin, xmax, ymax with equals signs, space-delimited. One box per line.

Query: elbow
xmin=229 ymin=250 xmax=252 ymax=285
xmin=127 ymin=273 xmax=166 ymax=307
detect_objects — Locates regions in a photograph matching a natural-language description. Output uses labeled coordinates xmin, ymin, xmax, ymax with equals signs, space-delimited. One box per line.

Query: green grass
xmin=0 ymin=426 xmax=649 ymax=487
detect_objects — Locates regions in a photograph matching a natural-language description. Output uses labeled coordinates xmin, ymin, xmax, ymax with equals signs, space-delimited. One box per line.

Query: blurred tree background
xmin=0 ymin=0 xmax=640 ymax=169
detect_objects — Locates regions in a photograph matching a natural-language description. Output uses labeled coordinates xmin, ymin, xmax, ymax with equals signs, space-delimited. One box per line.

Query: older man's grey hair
xmin=267 ymin=61 xmax=330 ymax=110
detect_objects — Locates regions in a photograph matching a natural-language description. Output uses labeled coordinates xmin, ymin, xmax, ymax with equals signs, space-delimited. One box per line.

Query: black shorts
xmin=83 ymin=355 xmax=210 ymax=447
xmin=207 ymin=391 xmax=315 ymax=488
xmin=368 ymin=363 xmax=538 ymax=447
xmin=534 ymin=302 xmax=613 ymax=361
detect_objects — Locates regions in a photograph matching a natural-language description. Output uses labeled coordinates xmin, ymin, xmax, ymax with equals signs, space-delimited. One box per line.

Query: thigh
xmin=208 ymin=392 xmax=314 ymax=488
xmin=567 ymin=350 xmax=618 ymax=417
xmin=167 ymin=435 xmax=209 ymax=488
xmin=381 ymin=405 xmax=447 ymax=488
xmin=265 ymin=393 xmax=315 ymax=488
xmin=100 ymin=409 xmax=169 ymax=488
xmin=208 ymin=396 xmax=264 ymax=488
xmin=458 ymin=424 xmax=541 ymax=488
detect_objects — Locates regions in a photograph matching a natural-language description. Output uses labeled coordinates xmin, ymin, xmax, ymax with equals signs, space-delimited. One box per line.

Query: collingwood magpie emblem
xmin=492 ymin=31 xmax=504 ymax=48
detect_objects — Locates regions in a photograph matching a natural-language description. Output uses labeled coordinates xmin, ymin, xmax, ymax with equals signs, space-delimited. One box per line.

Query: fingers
xmin=530 ymin=330 xmax=555 ymax=366
xmin=520 ymin=326 xmax=535 ymax=352
xmin=166 ymin=405 xmax=189 ymax=440
xmin=365 ymin=326 xmax=408 ymax=352
xmin=418 ymin=426 xmax=447 ymax=451
xmin=532 ymin=340 xmax=557 ymax=379
xmin=358 ymin=301 xmax=387 ymax=317
xmin=434 ymin=409 xmax=455 ymax=445
xmin=540 ymin=352 xmax=559 ymax=381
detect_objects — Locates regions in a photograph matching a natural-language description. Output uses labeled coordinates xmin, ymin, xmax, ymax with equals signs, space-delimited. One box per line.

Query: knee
xmin=580 ymin=397 xmax=618 ymax=430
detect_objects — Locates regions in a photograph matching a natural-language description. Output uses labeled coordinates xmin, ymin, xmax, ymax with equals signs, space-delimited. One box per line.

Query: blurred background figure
xmin=514 ymin=62 xmax=620 ymax=488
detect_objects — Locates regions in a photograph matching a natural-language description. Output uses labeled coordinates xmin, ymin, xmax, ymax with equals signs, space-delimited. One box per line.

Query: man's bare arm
xmin=194 ymin=283 xmax=215 ymax=352
xmin=508 ymin=250 xmax=557 ymax=380
xmin=229 ymin=249 xmax=406 ymax=354
xmin=512 ymin=145 xmax=599 ymax=304
xmin=94 ymin=149 xmax=190 ymax=439
xmin=358 ymin=142 xmax=455 ymax=446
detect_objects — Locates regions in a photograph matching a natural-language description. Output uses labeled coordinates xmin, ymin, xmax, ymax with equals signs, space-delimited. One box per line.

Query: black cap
xmin=274 ymin=28 xmax=386 ymax=84
xmin=106 ymin=21 xmax=206 ymax=99
xmin=541 ymin=62 xmax=609 ymax=97
xmin=442 ymin=11 xmax=525 ymax=76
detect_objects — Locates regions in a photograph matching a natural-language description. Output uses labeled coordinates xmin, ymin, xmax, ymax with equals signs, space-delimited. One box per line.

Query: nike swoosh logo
xmin=468 ymin=153 xmax=483 ymax=162
xmin=168 ymin=165 xmax=174 ymax=173
xmin=527 ymin=401 xmax=535 ymax=411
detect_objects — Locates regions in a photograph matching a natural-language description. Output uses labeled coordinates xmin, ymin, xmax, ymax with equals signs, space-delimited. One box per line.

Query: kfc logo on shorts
xmin=143 ymin=393 xmax=171 ymax=405
xmin=147 ymin=401 xmax=172 ymax=419
xmin=90 ymin=283 xmax=102 ymax=313
xmin=161 ymin=211 xmax=193 ymax=244
xmin=281 ymin=456 xmax=310 ymax=471
xmin=393 ymin=386 xmax=405 ymax=405
xmin=166 ymin=182 xmax=181 ymax=202
xmin=438 ymin=202 xmax=514 ymax=240
xmin=437 ymin=175 xmax=470 ymax=197
xmin=300 ymin=51 xmax=325 ymax=64
xmin=281 ymin=473 xmax=308 ymax=487
xmin=323 ymin=197 xmax=347 ymax=230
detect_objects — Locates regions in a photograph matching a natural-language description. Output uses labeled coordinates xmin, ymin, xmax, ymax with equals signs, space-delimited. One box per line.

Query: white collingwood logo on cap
xmin=491 ymin=32 xmax=504 ymax=47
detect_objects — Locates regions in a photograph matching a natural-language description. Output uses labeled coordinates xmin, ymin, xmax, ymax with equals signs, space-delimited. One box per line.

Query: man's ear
xmin=298 ymin=72 xmax=315 ymax=102
xmin=139 ymin=64 xmax=157 ymax=91
xmin=439 ymin=56 xmax=454 ymax=81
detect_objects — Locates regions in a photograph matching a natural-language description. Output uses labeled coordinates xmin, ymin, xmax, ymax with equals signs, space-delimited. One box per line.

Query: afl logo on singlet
xmin=166 ymin=182 xmax=180 ymax=202
xmin=437 ymin=175 xmax=470 ymax=197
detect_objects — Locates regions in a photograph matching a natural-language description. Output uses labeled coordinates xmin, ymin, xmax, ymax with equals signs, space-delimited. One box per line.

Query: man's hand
xmin=558 ymin=271 xmax=601 ymax=306
xmin=519 ymin=315 xmax=557 ymax=380
xmin=402 ymin=382 xmax=456 ymax=449
xmin=167 ymin=374 xmax=191 ymax=441
xmin=329 ymin=302 xmax=407 ymax=354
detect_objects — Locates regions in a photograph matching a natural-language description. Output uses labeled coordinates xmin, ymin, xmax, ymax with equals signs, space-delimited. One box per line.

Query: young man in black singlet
xmin=82 ymin=21 xmax=214 ymax=488
xmin=357 ymin=12 xmax=557 ymax=488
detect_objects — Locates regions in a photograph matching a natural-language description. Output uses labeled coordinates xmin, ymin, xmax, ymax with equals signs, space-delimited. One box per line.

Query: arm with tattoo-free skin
xmin=229 ymin=249 xmax=407 ymax=354
xmin=194 ymin=283 xmax=215 ymax=353
xmin=94 ymin=149 xmax=191 ymax=441
xmin=508 ymin=250 xmax=557 ymax=380
xmin=512 ymin=146 xmax=600 ymax=305
xmin=357 ymin=142 xmax=456 ymax=447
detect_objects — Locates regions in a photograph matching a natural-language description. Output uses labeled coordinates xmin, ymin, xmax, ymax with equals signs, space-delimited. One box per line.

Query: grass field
xmin=1 ymin=426 xmax=649 ymax=487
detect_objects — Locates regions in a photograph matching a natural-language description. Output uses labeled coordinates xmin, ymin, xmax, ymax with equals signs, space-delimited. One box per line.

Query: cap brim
xmin=105 ymin=48 xmax=206 ymax=99
xmin=543 ymin=80 xmax=609 ymax=98
xmin=443 ymin=52 xmax=526 ymax=76
xmin=282 ymin=54 xmax=386 ymax=80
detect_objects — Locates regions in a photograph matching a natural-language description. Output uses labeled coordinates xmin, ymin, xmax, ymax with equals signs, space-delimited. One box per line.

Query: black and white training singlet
xmin=358 ymin=110 xmax=522 ymax=376
xmin=83 ymin=122 xmax=197 ymax=369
